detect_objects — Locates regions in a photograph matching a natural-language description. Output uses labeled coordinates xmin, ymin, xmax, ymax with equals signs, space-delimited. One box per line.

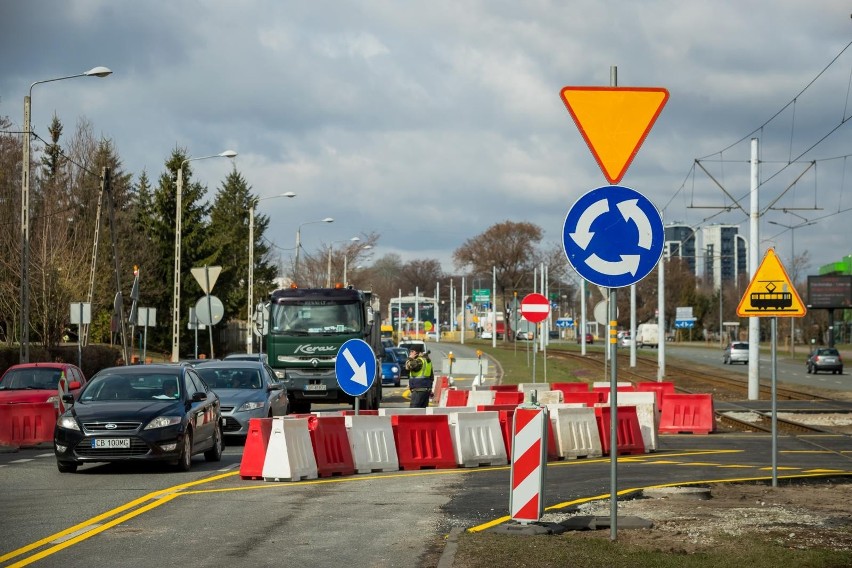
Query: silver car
xmin=194 ymin=361 xmax=288 ymax=436
xmin=723 ymin=342 xmax=749 ymax=365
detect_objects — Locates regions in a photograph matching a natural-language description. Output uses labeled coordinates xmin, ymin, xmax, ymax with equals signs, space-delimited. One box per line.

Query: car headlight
xmin=144 ymin=416 xmax=182 ymax=430
xmin=57 ymin=416 xmax=80 ymax=431
xmin=237 ymin=401 xmax=266 ymax=412
xmin=391 ymin=366 xmax=399 ymax=373
xmin=274 ymin=370 xmax=286 ymax=379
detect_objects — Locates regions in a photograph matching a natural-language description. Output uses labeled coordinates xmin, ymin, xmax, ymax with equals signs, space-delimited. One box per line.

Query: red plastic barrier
xmin=562 ymin=392 xmax=604 ymax=407
xmin=489 ymin=385 xmax=521 ymax=392
xmin=443 ymin=389 xmax=469 ymax=407
xmin=636 ymin=381 xmax=675 ymax=412
xmin=432 ymin=376 xmax=450 ymax=404
xmin=493 ymin=391 xmax=524 ymax=406
xmin=0 ymin=403 xmax=56 ymax=448
xmin=476 ymin=404 xmax=521 ymax=412
xmin=658 ymin=394 xmax=715 ymax=435
xmin=591 ymin=385 xmax=636 ymax=399
xmin=306 ymin=415 xmax=355 ymax=478
xmin=391 ymin=414 xmax=456 ymax=470
xmin=341 ymin=409 xmax=379 ymax=415
xmin=594 ymin=406 xmax=645 ymax=456
xmin=552 ymin=382 xmax=591 ymax=394
xmin=240 ymin=418 xmax=274 ymax=479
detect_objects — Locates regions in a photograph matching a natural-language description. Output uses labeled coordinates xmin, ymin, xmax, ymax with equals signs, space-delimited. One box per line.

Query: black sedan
xmin=53 ymin=364 xmax=223 ymax=473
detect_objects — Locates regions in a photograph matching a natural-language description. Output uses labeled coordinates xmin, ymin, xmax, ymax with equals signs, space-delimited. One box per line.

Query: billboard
xmin=807 ymin=275 xmax=852 ymax=309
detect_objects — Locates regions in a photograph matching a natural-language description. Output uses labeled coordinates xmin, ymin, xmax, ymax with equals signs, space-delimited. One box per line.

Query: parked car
xmin=576 ymin=333 xmax=594 ymax=344
xmin=53 ymin=364 xmax=223 ymax=473
xmin=723 ymin=342 xmax=749 ymax=365
xmin=194 ymin=360 xmax=288 ymax=435
xmin=620 ymin=333 xmax=632 ymax=348
xmin=0 ymin=362 xmax=87 ymax=409
xmin=380 ymin=349 xmax=402 ymax=387
xmin=223 ymin=353 xmax=268 ymax=363
xmin=806 ymin=347 xmax=843 ymax=375
xmin=515 ymin=330 xmax=532 ymax=341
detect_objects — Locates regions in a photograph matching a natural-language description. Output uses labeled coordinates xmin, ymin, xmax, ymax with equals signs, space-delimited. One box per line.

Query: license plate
xmin=91 ymin=438 xmax=130 ymax=449
xmin=824 ymin=357 xmax=836 ymax=363
xmin=305 ymin=384 xmax=327 ymax=391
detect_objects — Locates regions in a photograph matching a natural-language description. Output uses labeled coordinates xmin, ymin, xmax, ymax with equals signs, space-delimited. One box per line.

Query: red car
xmin=0 ymin=362 xmax=87 ymax=409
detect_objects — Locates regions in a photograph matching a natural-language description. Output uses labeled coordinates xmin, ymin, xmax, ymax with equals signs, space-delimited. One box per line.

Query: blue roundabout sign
xmin=562 ymin=185 xmax=664 ymax=288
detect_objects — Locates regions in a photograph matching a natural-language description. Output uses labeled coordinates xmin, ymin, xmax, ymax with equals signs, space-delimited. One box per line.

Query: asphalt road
xmin=2 ymin=340 xmax=850 ymax=568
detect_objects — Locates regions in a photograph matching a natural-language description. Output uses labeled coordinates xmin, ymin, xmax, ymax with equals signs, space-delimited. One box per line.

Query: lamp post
xmin=247 ymin=192 xmax=296 ymax=353
xmin=170 ymin=150 xmax=238 ymax=362
xmin=344 ymin=245 xmax=372 ymax=287
xmin=326 ymin=237 xmax=360 ymax=287
xmin=768 ymin=219 xmax=815 ymax=355
xmin=19 ymin=66 xmax=113 ymax=363
xmin=294 ymin=217 xmax=334 ymax=280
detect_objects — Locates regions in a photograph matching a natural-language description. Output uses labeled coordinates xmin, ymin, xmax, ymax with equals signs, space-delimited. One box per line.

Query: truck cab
xmin=266 ymin=287 xmax=383 ymax=414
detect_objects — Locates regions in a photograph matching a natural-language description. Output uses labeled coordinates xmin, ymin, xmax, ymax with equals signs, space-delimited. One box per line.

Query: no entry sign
xmin=520 ymin=293 xmax=550 ymax=323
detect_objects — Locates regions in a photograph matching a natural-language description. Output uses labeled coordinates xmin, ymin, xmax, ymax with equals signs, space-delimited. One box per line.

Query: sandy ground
xmin=546 ymin=479 xmax=852 ymax=552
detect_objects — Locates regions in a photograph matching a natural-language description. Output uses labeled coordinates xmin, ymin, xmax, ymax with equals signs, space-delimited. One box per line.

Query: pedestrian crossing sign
xmin=736 ymin=248 xmax=806 ymax=317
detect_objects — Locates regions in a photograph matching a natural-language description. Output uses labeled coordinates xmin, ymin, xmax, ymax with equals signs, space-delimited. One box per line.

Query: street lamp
xmin=19 ymin=66 xmax=112 ymax=363
xmin=326 ymin=237 xmax=360 ymax=287
xmin=170 ymin=150 xmax=238 ymax=362
xmin=294 ymin=218 xmax=334 ymax=279
xmin=247 ymin=192 xmax=296 ymax=353
xmin=768 ymin=218 xmax=816 ymax=355
xmin=344 ymin=245 xmax=372 ymax=287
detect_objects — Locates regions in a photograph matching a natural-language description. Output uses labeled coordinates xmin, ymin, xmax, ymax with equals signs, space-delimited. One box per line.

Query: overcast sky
xmin=2 ymin=1 xmax=852 ymax=283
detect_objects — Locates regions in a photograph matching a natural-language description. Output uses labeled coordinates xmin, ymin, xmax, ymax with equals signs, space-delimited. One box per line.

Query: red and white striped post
xmin=509 ymin=405 xmax=548 ymax=523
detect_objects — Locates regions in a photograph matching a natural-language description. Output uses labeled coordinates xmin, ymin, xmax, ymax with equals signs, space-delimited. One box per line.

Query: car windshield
xmin=195 ymin=368 xmax=263 ymax=389
xmin=80 ymin=372 xmax=182 ymax=401
xmin=270 ymin=301 xmax=361 ymax=335
xmin=816 ymin=348 xmax=839 ymax=356
xmin=0 ymin=367 xmax=63 ymax=390
xmin=731 ymin=343 xmax=748 ymax=350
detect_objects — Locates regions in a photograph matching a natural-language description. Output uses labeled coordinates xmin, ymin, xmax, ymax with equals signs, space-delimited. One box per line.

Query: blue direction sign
xmin=562 ymin=185 xmax=664 ymax=288
xmin=556 ymin=318 xmax=574 ymax=328
xmin=335 ymin=339 xmax=377 ymax=397
xmin=674 ymin=318 xmax=696 ymax=329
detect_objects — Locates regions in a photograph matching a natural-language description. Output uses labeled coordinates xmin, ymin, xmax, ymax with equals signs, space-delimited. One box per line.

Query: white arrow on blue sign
xmin=335 ymin=338 xmax=377 ymax=397
xmin=562 ymin=185 xmax=664 ymax=288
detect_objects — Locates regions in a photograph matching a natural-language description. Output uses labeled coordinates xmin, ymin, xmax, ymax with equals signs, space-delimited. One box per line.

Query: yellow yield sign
xmin=737 ymin=249 xmax=806 ymax=317
xmin=559 ymin=86 xmax=669 ymax=184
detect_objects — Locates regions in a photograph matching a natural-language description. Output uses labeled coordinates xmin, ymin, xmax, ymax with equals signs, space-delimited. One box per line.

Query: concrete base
xmin=487 ymin=521 xmax=567 ymax=536
xmin=560 ymin=515 xmax=653 ymax=531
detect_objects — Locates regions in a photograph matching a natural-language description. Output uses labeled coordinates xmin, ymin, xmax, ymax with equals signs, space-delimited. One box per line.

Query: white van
xmin=635 ymin=323 xmax=659 ymax=348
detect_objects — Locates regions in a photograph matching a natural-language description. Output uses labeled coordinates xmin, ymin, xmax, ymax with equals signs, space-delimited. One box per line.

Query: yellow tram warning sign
xmin=736 ymin=248 xmax=806 ymax=317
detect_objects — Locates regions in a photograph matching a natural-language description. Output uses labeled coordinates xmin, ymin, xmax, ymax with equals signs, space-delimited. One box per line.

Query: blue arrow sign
xmin=562 ymin=185 xmax=664 ymax=288
xmin=335 ymin=339 xmax=377 ymax=397
xmin=556 ymin=318 xmax=574 ymax=328
xmin=675 ymin=319 xmax=696 ymax=329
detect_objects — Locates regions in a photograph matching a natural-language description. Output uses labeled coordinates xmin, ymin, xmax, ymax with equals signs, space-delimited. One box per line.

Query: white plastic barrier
xmin=525 ymin=390 xmax=563 ymax=405
xmin=592 ymin=381 xmax=634 ymax=389
xmin=378 ymin=408 xmax=428 ymax=416
xmin=544 ymin=403 xmax=586 ymax=413
xmin=426 ymin=407 xmax=478 ymax=416
xmin=467 ymin=389 xmax=496 ymax=407
xmin=551 ymin=407 xmax=603 ymax=459
xmin=262 ymin=417 xmax=319 ymax=482
xmin=448 ymin=411 xmax=508 ymax=467
xmin=344 ymin=415 xmax=400 ymax=473
xmin=517 ymin=383 xmax=549 ymax=394
xmin=598 ymin=393 xmax=658 ymax=452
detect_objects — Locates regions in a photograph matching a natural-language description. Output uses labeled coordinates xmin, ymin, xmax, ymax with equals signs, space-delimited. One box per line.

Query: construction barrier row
xmin=0 ymin=403 xmax=58 ymax=448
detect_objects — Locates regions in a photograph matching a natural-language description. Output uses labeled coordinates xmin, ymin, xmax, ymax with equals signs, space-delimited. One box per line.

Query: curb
xmin=437 ymin=527 xmax=463 ymax=568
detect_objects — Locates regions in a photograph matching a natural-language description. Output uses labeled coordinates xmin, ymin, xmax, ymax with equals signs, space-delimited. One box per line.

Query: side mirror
xmin=68 ymin=381 xmax=82 ymax=390
xmin=191 ymin=392 xmax=207 ymax=402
